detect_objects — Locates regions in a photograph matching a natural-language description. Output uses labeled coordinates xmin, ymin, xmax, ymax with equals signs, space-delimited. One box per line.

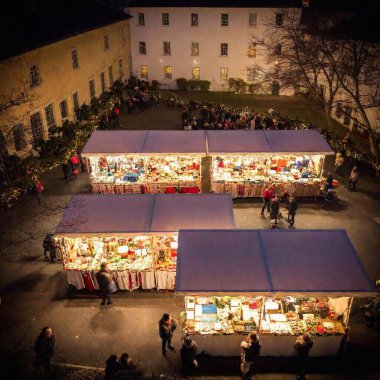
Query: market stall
xmin=81 ymin=130 xmax=206 ymax=194
xmin=176 ymin=229 xmax=376 ymax=356
xmin=54 ymin=194 xmax=235 ymax=291
xmin=207 ymin=130 xmax=334 ymax=197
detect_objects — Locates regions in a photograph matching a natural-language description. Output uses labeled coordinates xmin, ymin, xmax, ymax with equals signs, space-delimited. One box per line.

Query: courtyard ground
xmin=1 ymin=99 xmax=380 ymax=379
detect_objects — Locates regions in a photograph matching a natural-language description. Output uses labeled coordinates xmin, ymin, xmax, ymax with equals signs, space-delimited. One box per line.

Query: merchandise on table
xmin=183 ymin=296 xmax=262 ymax=335
xmin=88 ymin=155 xmax=201 ymax=187
xmin=259 ymin=297 xmax=345 ymax=336
xmin=91 ymin=156 xmax=146 ymax=185
xmin=58 ymin=234 xmax=179 ymax=273
xmin=212 ymin=154 xmax=323 ymax=187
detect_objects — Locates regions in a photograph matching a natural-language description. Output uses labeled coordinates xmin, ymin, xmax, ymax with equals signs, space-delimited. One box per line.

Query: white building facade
xmin=125 ymin=4 xmax=300 ymax=93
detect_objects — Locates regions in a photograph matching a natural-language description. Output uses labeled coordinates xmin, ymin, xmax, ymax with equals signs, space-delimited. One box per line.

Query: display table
xmin=186 ymin=334 xmax=342 ymax=357
xmin=92 ymin=183 xmax=144 ymax=194
xmin=211 ymin=181 xmax=321 ymax=198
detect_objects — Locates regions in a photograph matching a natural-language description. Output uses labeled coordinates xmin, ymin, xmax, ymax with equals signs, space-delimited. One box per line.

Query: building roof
xmin=125 ymin=0 xmax=302 ymax=8
xmin=0 ymin=0 xmax=131 ymax=61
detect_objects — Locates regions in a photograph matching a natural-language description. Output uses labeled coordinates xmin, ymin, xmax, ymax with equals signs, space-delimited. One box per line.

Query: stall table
xmin=176 ymin=229 xmax=376 ymax=357
xmin=81 ymin=130 xmax=206 ymax=194
xmin=55 ymin=194 xmax=235 ymax=291
xmin=207 ymin=130 xmax=334 ymax=198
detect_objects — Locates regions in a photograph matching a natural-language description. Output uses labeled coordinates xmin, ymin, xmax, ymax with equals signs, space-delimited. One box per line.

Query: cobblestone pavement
xmin=1 ymin=105 xmax=380 ymax=378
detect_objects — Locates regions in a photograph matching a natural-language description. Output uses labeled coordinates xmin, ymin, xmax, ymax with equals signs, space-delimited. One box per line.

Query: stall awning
xmin=150 ymin=194 xmax=235 ymax=233
xmin=206 ymin=130 xmax=334 ymax=155
xmin=176 ymin=229 xmax=376 ymax=297
xmin=55 ymin=194 xmax=234 ymax=237
xmin=142 ymin=131 xmax=206 ymax=154
xmin=54 ymin=194 xmax=155 ymax=236
xmin=81 ymin=130 xmax=147 ymax=155
xmin=176 ymin=230 xmax=273 ymax=295
xmin=261 ymin=230 xmax=375 ymax=297
xmin=81 ymin=130 xmax=207 ymax=156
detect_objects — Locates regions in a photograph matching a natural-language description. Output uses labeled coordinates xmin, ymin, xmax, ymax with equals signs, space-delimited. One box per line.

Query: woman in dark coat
xmin=34 ymin=326 xmax=55 ymax=369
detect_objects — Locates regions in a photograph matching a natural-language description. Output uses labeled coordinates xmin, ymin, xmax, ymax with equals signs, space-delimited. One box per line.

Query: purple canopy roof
xmin=176 ymin=230 xmax=272 ymax=294
xmin=143 ymin=131 xmax=206 ymax=154
xmin=207 ymin=130 xmax=333 ymax=154
xmin=55 ymin=194 xmax=234 ymax=236
xmin=150 ymin=194 xmax=235 ymax=232
xmin=176 ymin=229 xmax=376 ymax=297
xmin=81 ymin=130 xmax=206 ymax=155
xmin=81 ymin=130 xmax=147 ymax=155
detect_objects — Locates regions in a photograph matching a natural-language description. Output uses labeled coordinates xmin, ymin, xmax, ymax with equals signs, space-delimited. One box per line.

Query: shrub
xmin=228 ymin=78 xmax=237 ymax=92
xmin=176 ymin=78 xmax=188 ymax=91
xmin=199 ymin=80 xmax=211 ymax=91
xmin=150 ymin=80 xmax=161 ymax=90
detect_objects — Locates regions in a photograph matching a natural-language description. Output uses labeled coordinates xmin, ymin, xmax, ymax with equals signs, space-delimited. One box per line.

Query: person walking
xmin=287 ymin=196 xmax=298 ymax=227
xmin=34 ymin=326 xmax=55 ymax=370
xmin=261 ymin=185 xmax=274 ymax=215
xmin=348 ymin=166 xmax=359 ymax=191
xmin=240 ymin=331 xmax=261 ymax=379
xmin=294 ymin=333 xmax=314 ymax=380
xmin=269 ymin=196 xmax=280 ymax=225
xmin=33 ymin=176 xmax=44 ymax=205
xmin=158 ymin=313 xmax=177 ymax=355
xmin=42 ymin=233 xmax=57 ymax=262
xmin=104 ymin=355 xmax=120 ymax=380
xmin=180 ymin=336 xmax=198 ymax=379
xmin=95 ymin=263 xmax=113 ymax=306
xmin=334 ymin=153 xmax=344 ymax=177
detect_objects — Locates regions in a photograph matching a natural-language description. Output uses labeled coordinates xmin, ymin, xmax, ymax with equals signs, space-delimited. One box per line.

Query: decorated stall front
xmin=81 ymin=130 xmax=206 ymax=194
xmin=176 ymin=229 xmax=376 ymax=357
xmin=54 ymin=194 xmax=235 ymax=291
xmin=207 ymin=130 xmax=334 ymax=197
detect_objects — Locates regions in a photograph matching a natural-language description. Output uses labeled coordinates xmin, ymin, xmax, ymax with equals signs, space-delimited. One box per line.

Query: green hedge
xmin=176 ymin=78 xmax=210 ymax=91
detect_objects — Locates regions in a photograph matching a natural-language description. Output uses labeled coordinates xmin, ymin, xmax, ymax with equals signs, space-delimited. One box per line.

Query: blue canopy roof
xmin=176 ymin=229 xmax=376 ymax=297
xmin=206 ymin=130 xmax=333 ymax=155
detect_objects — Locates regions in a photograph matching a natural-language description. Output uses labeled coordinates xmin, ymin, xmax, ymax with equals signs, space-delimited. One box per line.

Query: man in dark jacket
xmin=158 ymin=313 xmax=177 ymax=355
xmin=295 ymin=333 xmax=314 ymax=380
xmin=287 ymin=196 xmax=298 ymax=227
xmin=95 ymin=263 xmax=112 ymax=306
xmin=43 ymin=234 xmax=57 ymax=262
xmin=34 ymin=326 xmax=55 ymax=370
xmin=240 ymin=331 xmax=261 ymax=378
xmin=180 ymin=336 xmax=198 ymax=378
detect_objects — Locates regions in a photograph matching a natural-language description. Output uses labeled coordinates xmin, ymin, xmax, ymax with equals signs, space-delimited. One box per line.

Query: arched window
xmin=13 ymin=124 xmax=26 ymax=151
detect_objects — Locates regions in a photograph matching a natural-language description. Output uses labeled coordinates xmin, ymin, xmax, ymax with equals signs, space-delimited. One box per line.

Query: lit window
xmin=192 ymin=67 xmax=200 ymax=80
xmin=191 ymin=42 xmax=199 ymax=56
xmin=44 ymin=103 xmax=55 ymax=128
xmin=221 ymin=13 xmax=228 ymax=26
xmin=221 ymin=43 xmax=228 ymax=56
xmin=71 ymin=48 xmax=79 ymax=69
xmin=29 ymin=64 xmax=40 ymax=88
xmin=163 ymin=41 xmax=171 ymax=55
xmin=59 ymin=99 xmax=68 ymax=119
xmin=141 ymin=65 xmax=148 ymax=79
xmin=248 ymin=43 xmax=256 ymax=58
xmin=220 ymin=68 xmax=228 ymax=81
xmin=89 ymin=79 xmax=96 ymax=100
xmin=108 ymin=65 xmax=114 ymax=86
xmin=100 ymin=72 xmax=106 ymax=92
xmin=13 ymin=124 xmax=26 ymax=151
xmin=247 ymin=67 xmax=256 ymax=81
xmin=276 ymin=13 xmax=283 ymax=26
xmin=164 ymin=66 xmax=172 ymax=79
xmin=249 ymin=13 xmax=257 ymax=27
xmin=104 ymin=34 xmax=110 ymax=50
xmin=118 ymin=58 xmax=123 ymax=80
xmin=30 ymin=111 xmax=44 ymax=142
xmin=162 ymin=13 xmax=169 ymax=26
xmin=139 ymin=41 xmax=146 ymax=55
xmin=73 ymin=92 xmax=80 ymax=111
xmin=191 ymin=13 xmax=198 ymax=26
xmin=138 ymin=13 xmax=145 ymax=26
